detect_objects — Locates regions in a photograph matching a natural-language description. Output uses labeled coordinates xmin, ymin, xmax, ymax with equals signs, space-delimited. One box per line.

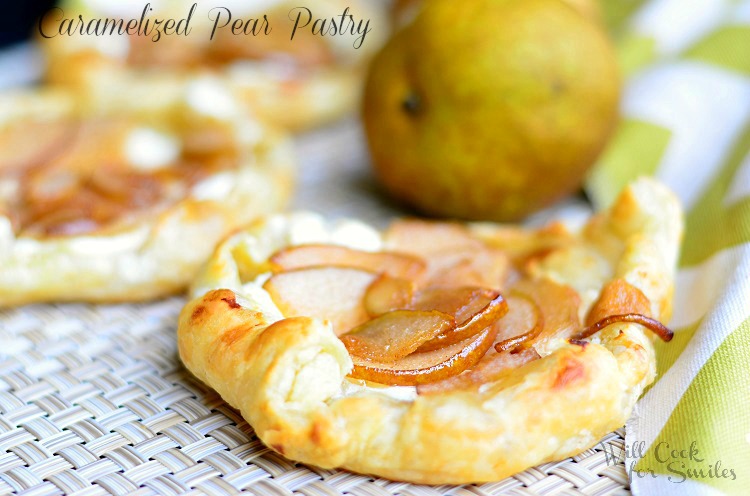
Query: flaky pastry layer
xmin=177 ymin=178 xmax=682 ymax=483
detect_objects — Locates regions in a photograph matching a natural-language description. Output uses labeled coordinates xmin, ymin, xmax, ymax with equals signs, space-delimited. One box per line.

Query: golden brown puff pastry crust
xmin=0 ymin=85 xmax=294 ymax=306
xmin=177 ymin=178 xmax=682 ymax=484
xmin=41 ymin=0 xmax=389 ymax=130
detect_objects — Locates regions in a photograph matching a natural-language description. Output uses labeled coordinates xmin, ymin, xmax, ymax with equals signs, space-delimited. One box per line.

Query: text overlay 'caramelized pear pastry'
xmin=41 ymin=0 xmax=389 ymax=130
xmin=0 ymin=84 xmax=294 ymax=306
xmin=178 ymin=178 xmax=682 ymax=484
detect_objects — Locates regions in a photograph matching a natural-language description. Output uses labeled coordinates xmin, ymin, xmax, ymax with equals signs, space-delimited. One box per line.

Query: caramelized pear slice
xmin=470 ymin=222 xmax=573 ymax=265
xmin=423 ymin=247 xmax=509 ymax=289
xmin=364 ymin=275 xmax=416 ymax=317
xmin=493 ymin=294 xmax=544 ymax=352
xmin=269 ymin=244 xmax=426 ymax=280
xmin=0 ymin=119 xmax=73 ymax=174
xmin=419 ymin=297 xmax=544 ymax=395
xmin=510 ymin=278 xmax=581 ymax=352
xmin=408 ymin=287 xmax=494 ymax=323
xmin=585 ymin=278 xmax=652 ymax=325
xmin=263 ymin=267 xmax=377 ymax=335
xmin=574 ymin=313 xmax=673 ymax=342
xmin=349 ymin=323 xmax=500 ymax=386
xmin=341 ymin=310 xmax=455 ymax=362
xmin=417 ymin=347 xmax=540 ymax=395
xmin=383 ymin=220 xmax=483 ymax=255
xmin=572 ymin=278 xmax=672 ymax=341
xmin=383 ymin=220 xmax=509 ymax=289
xmin=415 ymin=291 xmax=508 ymax=352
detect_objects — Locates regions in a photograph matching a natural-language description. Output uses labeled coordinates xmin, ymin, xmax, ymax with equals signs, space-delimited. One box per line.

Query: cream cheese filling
xmin=125 ymin=127 xmax=181 ymax=171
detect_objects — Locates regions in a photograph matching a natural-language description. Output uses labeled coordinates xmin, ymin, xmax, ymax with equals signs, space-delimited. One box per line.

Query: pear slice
xmin=349 ymin=322 xmax=500 ymax=386
xmin=0 ymin=119 xmax=72 ymax=174
xmin=492 ymin=294 xmax=544 ymax=352
xmin=417 ymin=297 xmax=544 ymax=395
xmin=585 ymin=278 xmax=651 ymax=325
xmin=417 ymin=348 xmax=540 ymax=395
xmin=511 ymin=278 xmax=581 ymax=354
xmin=363 ymin=274 xmax=416 ymax=317
xmin=423 ymin=246 xmax=509 ymax=289
xmin=383 ymin=220 xmax=484 ymax=255
xmin=409 ymin=287 xmax=497 ymax=325
xmin=263 ymin=267 xmax=378 ymax=335
xmin=575 ymin=314 xmax=673 ymax=342
xmin=269 ymin=244 xmax=426 ymax=280
xmin=383 ymin=220 xmax=510 ymax=289
xmin=341 ymin=310 xmax=455 ymax=363
xmin=414 ymin=291 xmax=508 ymax=352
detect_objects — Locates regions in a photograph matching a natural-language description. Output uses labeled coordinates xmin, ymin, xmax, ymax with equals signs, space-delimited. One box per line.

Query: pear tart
xmin=0 ymin=86 xmax=294 ymax=306
xmin=42 ymin=0 xmax=389 ymax=130
xmin=178 ymin=178 xmax=682 ymax=484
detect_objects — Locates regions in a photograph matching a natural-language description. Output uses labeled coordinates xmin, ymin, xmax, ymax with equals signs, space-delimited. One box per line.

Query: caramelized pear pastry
xmin=177 ymin=178 xmax=682 ymax=483
xmin=41 ymin=0 xmax=389 ymax=130
xmin=0 ymin=84 xmax=294 ymax=306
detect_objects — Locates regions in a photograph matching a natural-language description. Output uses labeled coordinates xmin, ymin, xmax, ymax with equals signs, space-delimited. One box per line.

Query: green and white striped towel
xmin=586 ymin=1 xmax=750 ymax=494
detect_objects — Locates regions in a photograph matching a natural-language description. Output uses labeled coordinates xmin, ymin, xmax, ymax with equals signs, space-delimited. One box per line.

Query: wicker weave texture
xmin=0 ymin=299 xmax=630 ymax=496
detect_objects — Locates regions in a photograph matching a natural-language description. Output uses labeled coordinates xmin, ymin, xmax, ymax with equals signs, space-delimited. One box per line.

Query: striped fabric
xmin=586 ymin=1 xmax=750 ymax=494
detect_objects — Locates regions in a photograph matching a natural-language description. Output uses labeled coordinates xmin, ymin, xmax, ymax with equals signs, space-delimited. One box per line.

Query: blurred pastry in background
xmin=40 ymin=0 xmax=390 ymax=130
xmin=0 ymin=78 xmax=295 ymax=306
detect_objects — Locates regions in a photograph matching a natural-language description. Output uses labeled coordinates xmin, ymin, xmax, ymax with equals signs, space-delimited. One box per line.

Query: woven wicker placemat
xmin=0 ymin=298 xmax=629 ymax=496
xmin=0 ymin=119 xmax=630 ymax=496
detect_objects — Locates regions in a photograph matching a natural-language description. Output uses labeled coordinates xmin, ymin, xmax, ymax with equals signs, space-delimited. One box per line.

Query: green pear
xmin=363 ymin=0 xmax=620 ymax=221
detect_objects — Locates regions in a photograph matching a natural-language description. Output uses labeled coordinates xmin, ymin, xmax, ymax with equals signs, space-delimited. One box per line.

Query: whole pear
xmin=363 ymin=0 xmax=620 ymax=221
